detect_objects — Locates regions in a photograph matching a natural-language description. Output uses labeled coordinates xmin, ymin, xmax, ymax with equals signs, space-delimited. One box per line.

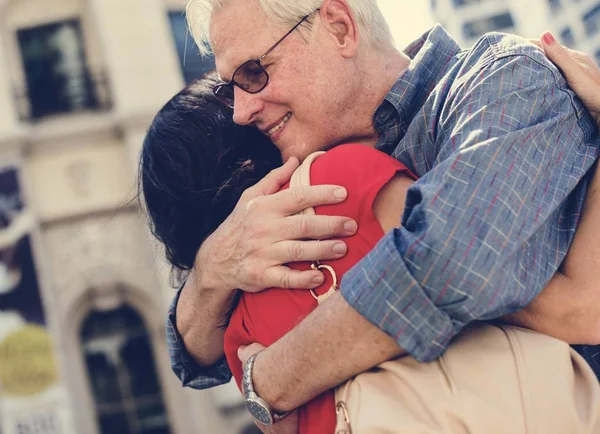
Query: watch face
xmin=246 ymin=398 xmax=273 ymax=425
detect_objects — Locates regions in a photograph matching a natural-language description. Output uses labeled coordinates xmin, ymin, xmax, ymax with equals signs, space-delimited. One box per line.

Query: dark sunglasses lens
xmin=214 ymin=84 xmax=234 ymax=107
xmin=234 ymin=60 xmax=268 ymax=93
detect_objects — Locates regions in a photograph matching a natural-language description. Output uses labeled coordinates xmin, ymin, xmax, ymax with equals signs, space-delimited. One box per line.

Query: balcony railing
xmin=13 ymin=69 xmax=112 ymax=122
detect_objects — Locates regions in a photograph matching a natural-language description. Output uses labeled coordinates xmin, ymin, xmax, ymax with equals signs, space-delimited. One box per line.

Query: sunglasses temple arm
xmin=260 ymin=14 xmax=311 ymax=60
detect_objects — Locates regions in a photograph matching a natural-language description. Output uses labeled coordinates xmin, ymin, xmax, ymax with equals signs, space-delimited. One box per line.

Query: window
xmin=81 ymin=304 xmax=171 ymax=434
xmin=17 ymin=20 xmax=106 ymax=120
xmin=463 ymin=12 xmax=515 ymax=39
xmin=169 ymin=12 xmax=216 ymax=83
xmin=548 ymin=0 xmax=561 ymax=12
xmin=453 ymin=0 xmax=490 ymax=6
xmin=584 ymin=4 xmax=600 ymax=37
xmin=560 ymin=27 xmax=575 ymax=47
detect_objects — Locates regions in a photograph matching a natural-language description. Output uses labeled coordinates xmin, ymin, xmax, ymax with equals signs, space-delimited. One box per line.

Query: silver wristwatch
xmin=242 ymin=353 xmax=290 ymax=425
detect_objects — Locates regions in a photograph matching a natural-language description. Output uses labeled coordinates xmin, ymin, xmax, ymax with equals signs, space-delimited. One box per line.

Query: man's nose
xmin=232 ymin=87 xmax=264 ymax=126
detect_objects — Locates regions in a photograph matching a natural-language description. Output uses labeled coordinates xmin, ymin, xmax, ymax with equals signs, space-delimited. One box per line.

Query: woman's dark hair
xmin=140 ymin=73 xmax=281 ymax=273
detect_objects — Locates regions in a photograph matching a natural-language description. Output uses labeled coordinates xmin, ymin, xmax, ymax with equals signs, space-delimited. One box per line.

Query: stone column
xmin=0 ymin=32 xmax=18 ymax=138
xmin=88 ymin=0 xmax=183 ymax=117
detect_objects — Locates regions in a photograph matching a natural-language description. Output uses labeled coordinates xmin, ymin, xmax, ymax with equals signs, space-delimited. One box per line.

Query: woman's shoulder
xmin=319 ymin=143 xmax=398 ymax=165
xmin=309 ymin=143 xmax=413 ymax=186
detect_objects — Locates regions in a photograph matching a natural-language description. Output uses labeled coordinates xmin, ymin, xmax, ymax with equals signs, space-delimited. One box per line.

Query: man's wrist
xmin=252 ymin=349 xmax=290 ymax=413
xmin=194 ymin=237 xmax=230 ymax=294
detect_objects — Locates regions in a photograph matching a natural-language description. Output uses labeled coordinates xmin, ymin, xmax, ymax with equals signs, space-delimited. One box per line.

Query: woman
xmin=141 ymin=65 xmax=600 ymax=433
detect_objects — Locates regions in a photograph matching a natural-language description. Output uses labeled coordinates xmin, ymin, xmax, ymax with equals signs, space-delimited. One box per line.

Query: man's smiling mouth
xmin=267 ymin=113 xmax=292 ymax=137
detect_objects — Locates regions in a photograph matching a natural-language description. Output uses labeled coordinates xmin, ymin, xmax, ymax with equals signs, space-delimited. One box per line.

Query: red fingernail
xmin=542 ymin=32 xmax=555 ymax=45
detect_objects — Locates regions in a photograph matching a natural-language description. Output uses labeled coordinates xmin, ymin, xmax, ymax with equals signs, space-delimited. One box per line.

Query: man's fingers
xmin=252 ymin=157 xmax=300 ymax=197
xmin=273 ymin=185 xmax=349 ymax=215
xmin=271 ymin=239 xmax=348 ymax=263
xmin=282 ymin=214 xmax=357 ymax=240
xmin=263 ymin=266 xmax=326 ymax=289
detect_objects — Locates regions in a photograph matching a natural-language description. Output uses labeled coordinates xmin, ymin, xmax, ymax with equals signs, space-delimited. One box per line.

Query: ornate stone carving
xmin=42 ymin=211 xmax=161 ymax=318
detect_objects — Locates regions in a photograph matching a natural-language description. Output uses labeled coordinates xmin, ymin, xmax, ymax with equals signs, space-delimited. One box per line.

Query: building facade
xmin=547 ymin=0 xmax=600 ymax=63
xmin=430 ymin=0 xmax=521 ymax=46
xmin=430 ymin=0 xmax=600 ymax=63
xmin=0 ymin=0 xmax=255 ymax=433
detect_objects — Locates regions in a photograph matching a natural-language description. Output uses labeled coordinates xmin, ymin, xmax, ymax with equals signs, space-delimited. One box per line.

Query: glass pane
xmin=463 ymin=12 xmax=514 ymax=39
xmin=17 ymin=20 xmax=96 ymax=119
xmin=137 ymin=401 xmax=169 ymax=433
xmin=81 ymin=305 xmax=143 ymax=340
xmin=121 ymin=335 xmax=161 ymax=397
xmin=81 ymin=304 xmax=171 ymax=434
xmin=99 ymin=411 xmax=131 ymax=434
xmin=168 ymin=12 xmax=215 ymax=83
xmin=584 ymin=4 xmax=600 ymax=37
xmin=141 ymin=428 xmax=171 ymax=434
xmin=85 ymin=353 xmax=122 ymax=405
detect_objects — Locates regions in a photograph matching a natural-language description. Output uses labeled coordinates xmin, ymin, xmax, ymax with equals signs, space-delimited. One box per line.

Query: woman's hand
xmin=539 ymin=32 xmax=600 ymax=125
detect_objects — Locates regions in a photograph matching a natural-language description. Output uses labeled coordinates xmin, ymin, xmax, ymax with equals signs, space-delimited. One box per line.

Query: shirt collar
xmin=374 ymin=25 xmax=462 ymax=153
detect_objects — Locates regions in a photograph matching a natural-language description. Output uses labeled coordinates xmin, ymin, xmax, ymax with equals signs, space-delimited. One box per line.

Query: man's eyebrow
xmin=219 ymin=52 xmax=258 ymax=83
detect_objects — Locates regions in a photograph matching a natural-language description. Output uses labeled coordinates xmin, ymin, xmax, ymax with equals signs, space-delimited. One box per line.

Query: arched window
xmin=80 ymin=304 xmax=171 ymax=434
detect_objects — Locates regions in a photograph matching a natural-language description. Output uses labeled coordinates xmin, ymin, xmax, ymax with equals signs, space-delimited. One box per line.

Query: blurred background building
xmin=430 ymin=0 xmax=600 ymax=63
xmin=0 ymin=0 xmax=599 ymax=433
xmin=0 ymin=0 xmax=256 ymax=433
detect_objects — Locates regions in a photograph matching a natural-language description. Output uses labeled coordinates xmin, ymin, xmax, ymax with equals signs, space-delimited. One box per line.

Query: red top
xmin=224 ymin=144 xmax=417 ymax=434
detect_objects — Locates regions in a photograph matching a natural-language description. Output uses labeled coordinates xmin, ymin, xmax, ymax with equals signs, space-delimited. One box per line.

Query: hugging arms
xmin=141 ymin=36 xmax=600 ymax=434
xmin=169 ymin=33 xmax=600 ymax=416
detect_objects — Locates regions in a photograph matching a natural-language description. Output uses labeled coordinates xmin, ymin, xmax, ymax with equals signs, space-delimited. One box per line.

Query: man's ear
xmin=319 ymin=0 xmax=359 ymax=58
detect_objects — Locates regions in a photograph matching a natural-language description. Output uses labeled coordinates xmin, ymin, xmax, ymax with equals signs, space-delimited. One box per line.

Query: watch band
xmin=242 ymin=353 xmax=290 ymax=425
xmin=242 ymin=353 xmax=258 ymax=397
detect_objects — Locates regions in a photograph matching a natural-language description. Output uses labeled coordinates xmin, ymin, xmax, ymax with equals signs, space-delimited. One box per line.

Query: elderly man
xmin=168 ymin=0 xmax=600 ymax=429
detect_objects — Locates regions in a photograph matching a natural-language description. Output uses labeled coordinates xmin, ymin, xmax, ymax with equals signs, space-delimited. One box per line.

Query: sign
xmin=0 ymin=166 xmax=75 ymax=434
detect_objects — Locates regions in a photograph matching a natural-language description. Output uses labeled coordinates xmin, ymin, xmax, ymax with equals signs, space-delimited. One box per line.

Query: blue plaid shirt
xmin=166 ymin=25 xmax=599 ymax=389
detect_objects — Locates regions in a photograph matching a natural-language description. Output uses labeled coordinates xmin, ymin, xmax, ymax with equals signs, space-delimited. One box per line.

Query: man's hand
xmin=237 ymin=294 xmax=405 ymax=413
xmin=537 ymin=32 xmax=600 ymax=125
xmin=198 ymin=157 xmax=358 ymax=293
xmin=175 ymin=158 xmax=357 ymax=368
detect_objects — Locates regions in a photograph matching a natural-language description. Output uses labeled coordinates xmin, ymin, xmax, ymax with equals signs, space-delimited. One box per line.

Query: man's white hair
xmin=186 ymin=0 xmax=394 ymax=55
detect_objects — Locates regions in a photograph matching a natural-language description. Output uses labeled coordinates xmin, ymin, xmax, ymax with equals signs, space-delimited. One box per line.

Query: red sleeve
xmin=308 ymin=144 xmax=416 ymax=224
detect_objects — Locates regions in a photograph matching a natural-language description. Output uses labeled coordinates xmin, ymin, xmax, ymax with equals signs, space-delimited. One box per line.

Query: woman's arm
xmin=505 ymin=163 xmax=600 ymax=344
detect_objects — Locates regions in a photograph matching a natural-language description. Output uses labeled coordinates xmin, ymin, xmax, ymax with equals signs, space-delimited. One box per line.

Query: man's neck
xmin=344 ymin=47 xmax=411 ymax=147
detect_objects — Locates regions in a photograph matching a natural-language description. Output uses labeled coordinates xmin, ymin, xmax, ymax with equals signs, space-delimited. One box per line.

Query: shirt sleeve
xmin=166 ymin=282 xmax=232 ymax=389
xmin=341 ymin=45 xmax=599 ymax=362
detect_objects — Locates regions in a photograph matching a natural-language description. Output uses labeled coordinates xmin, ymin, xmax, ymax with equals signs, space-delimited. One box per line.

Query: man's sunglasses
xmin=213 ymin=11 xmax=317 ymax=108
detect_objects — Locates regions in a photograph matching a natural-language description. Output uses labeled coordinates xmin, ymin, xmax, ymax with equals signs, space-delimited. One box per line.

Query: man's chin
xmin=278 ymin=141 xmax=328 ymax=162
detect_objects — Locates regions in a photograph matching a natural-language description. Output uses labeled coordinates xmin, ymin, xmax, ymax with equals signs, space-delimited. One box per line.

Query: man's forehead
xmin=212 ymin=29 xmax=261 ymax=81
xmin=210 ymin=2 xmax=284 ymax=80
